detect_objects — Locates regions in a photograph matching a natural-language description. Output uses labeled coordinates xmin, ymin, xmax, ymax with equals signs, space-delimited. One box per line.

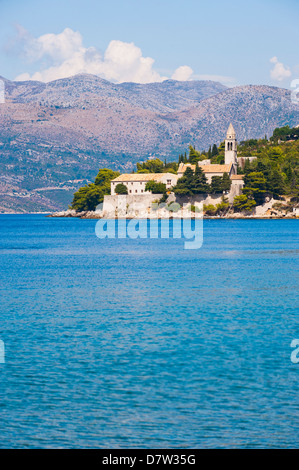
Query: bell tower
xmin=225 ymin=123 xmax=237 ymax=168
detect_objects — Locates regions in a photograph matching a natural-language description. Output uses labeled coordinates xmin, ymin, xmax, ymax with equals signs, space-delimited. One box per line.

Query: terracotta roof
xmin=178 ymin=163 xmax=196 ymax=173
xmin=198 ymin=163 xmax=232 ymax=173
xmin=231 ymin=175 xmax=244 ymax=180
xmin=111 ymin=173 xmax=175 ymax=183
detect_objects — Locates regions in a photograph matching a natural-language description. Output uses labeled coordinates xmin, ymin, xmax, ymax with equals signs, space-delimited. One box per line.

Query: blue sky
xmin=0 ymin=0 xmax=298 ymax=87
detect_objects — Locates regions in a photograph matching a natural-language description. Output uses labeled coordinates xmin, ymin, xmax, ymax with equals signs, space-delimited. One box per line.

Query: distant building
xmin=177 ymin=162 xmax=235 ymax=182
xmin=111 ymin=124 xmax=244 ymax=199
xmin=238 ymin=156 xmax=257 ymax=169
xmin=110 ymin=172 xmax=178 ymax=195
xmin=225 ymin=123 xmax=238 ymax=168
xmin=230 ymin=174 xmax=244 ymax=189
xmin=177 ymin=123 xmax=239 ymax=182
xmin=199 ymin=163 xmax=235 ymax=183
xmin=177 ymin=163 xmax=196 ymax=178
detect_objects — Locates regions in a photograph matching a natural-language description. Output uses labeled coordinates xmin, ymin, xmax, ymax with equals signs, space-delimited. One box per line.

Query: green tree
xmin=267 ymin=168 xmax=285 ymax=197
xmin=212 ymin=144 xmax=219 ymax=157
xmin=203 ymin=204 xmax=217 ymax=216
xmin=145 ymin=180 xmax=167 ymax=194
xmin=216 ymin=199 xmax=230 ymax=215
xmin=71 ymin=168 xmax=119 ymax=212
xmin=244 ymin=159 xmax=252 ymax=174
xmin=193 ymin=165 xmax=210 ymax=194
xmin=137 ymin=158 xmax=164 ymax=173
xmin=233 ymin=194 xmax=256 ymax=212
xmin=210 ymin=176 xmax=223 ymax=193
xmin=222 ymin=172 xmax=232 ymax=191
xmin=189 ymin=145 xmax=201 ymax=164
xmin=256 ymin=160 xmax=270 ymax=179
xmin=210 ymin=173 xmax=231 ymax=193
xmin=94 ymin=168 xmax=120 ymax=187
xmin=173 ymin=167 xmax=195 ymax=196
xmin=115 ymin=183 xmax=128 ymax=194
xmin=243 ymin=171 xmax=267 ymax=205
xmin=71 ymin=184 xmax=104 ymax=211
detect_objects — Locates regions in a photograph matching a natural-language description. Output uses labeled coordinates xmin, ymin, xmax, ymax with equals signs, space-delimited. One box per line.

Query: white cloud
xmin=12 ymin=26 xmax=237 ymax=86
xmin=25 ymin=27 xmax=83 ymax=63
xmin=171 ymin=65 xmax=193 ymax=81
xmin=13 ymin=27 xmax=171 ymax=83
xmin=270 ymin=56 xmax=292 ymax=82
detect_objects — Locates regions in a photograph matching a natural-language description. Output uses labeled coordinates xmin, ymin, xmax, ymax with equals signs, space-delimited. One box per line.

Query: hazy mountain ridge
xmin=0 ymin=74 xmax=298 ymax=212
xmin=2 ymin=74 xmax=227 ymax=112
xmin=163 ymin=85 xmax=299 ymax=148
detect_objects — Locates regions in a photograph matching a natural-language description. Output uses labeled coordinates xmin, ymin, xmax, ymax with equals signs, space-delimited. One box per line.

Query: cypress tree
xmin=222 ymin=172 xmax=232 ymax=192
xmin=210 ymin=176 xmax=224 ymax=194
xmin=212 ymin=144 xmax=219 ymax=157
xmin=174 ymin=167 xmax=194 ymax=195
xmin=193 ymin=165 xmax=209 ymax=194
xmin=268 ymin=169 xmax=285 ymax=197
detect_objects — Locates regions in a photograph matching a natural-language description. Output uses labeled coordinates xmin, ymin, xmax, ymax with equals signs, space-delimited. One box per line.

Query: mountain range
xmin=0 ymin=73 xmax=298 ymax=212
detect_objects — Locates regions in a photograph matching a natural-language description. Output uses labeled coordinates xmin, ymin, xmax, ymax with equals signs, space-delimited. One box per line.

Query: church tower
xmin=225 ymin=123 xmax=237 ymax=169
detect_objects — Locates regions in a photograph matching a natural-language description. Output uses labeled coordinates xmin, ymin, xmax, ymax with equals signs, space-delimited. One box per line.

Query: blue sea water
xmin=0 ymin=214 xmax=298 ymax=449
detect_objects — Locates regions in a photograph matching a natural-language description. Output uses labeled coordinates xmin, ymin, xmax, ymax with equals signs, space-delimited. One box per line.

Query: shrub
xmin=145 ymin=180 xmax=167 ymax=194
xmin=167 ymin=202 xmax=181 ymax=212
xmin=203 ymin=204 xmax=217 ymax=216
xmin=189 ymin=204 xmax=201 ymax=214
xmin=115 ymin=183 xmax=128 ymax=195
xmin=215 ymin=201 xmax=230 ymax=214
xmin=233 ymin=194 xmax=256 ymax=212
xmin=159 ymin=194 xmax=167 ymax=203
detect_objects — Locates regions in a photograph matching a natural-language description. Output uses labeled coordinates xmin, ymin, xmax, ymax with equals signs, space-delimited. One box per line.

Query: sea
xmin=0 ymin=214 xmax=298 ymax=448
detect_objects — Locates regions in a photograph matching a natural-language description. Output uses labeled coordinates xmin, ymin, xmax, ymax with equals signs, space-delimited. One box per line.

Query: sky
xmin=0 ymin=0 xmax=298 ymax=88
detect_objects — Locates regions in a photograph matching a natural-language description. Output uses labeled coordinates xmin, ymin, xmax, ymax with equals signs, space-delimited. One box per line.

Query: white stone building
xmin=110 ymin=172 xmax=178 ymax=195
xmin=177 ymin=162 xmax=235 ymax=183
xmin=177 ymin=123 xmax=240 ymax=182
xmin=110 ymin=124 xmax=243 ymax=200
xmin=176 ymin=124 xmax=244 ymax=200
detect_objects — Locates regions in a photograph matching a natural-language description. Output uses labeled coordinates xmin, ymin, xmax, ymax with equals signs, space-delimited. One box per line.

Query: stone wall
xmin=103 ymin=183 xmax=244 ymax=217
xmin=229 ymin=182 xmax=243 ymax=203
xmin=173 ymin=193 xmax=224 ymax=206
xmin=102 ymin=194 xmax=163 ymax=218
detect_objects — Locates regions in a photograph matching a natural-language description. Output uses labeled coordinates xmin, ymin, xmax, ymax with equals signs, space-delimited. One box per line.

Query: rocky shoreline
xmin=48 ymin=209 xmax=298 ymax=220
